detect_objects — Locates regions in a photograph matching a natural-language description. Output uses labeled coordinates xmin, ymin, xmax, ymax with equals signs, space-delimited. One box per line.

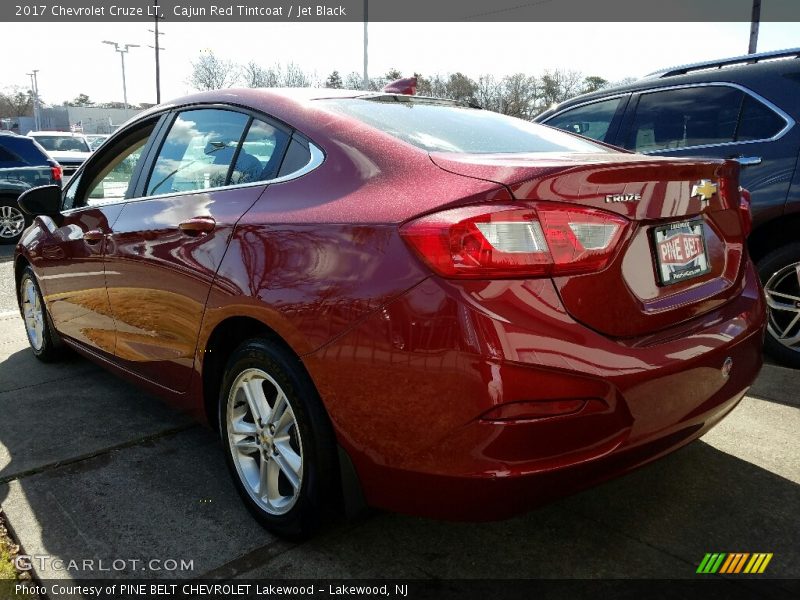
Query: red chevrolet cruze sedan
xmin=14 ymin=89 xmax=765 ymax=537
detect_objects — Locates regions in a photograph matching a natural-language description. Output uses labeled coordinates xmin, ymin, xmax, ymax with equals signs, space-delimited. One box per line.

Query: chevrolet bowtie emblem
xmin=692 ymin=179 xmax=718 ymax=203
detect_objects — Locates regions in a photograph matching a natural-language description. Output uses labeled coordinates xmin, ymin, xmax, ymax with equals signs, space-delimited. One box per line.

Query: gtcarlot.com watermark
xmin=13 ymin=554 xmax=194 ymax=573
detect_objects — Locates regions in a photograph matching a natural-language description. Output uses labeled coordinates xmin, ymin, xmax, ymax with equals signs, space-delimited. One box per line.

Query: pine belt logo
xmin=696 ymin=552 xmax=773 ymax=574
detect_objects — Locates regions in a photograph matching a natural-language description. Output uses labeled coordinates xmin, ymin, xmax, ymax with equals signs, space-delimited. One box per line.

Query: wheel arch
xmin=748 ymin=212 xmax=800 ymax=263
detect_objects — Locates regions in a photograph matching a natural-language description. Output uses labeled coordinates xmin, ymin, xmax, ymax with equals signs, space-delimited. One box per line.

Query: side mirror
xmin=17 ymin=185 xmax=62 ymax=219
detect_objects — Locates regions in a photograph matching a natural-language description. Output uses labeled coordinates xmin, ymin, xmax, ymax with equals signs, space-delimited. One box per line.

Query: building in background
xmin=6 ymin=106 xmax=141 ymax=135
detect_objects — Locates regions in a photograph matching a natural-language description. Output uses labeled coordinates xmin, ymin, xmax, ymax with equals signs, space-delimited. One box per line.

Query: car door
xmin=104 ymin=107 xmax=291 ymax=392
xmin=34 ymin=119 xmax=160 ymax=356
xmin=614 ymin=84 xmax=799 ymax=226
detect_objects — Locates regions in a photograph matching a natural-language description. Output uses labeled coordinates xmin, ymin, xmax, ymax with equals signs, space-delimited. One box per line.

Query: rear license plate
xmin=653 ymin=219 xmax=711 ymax=286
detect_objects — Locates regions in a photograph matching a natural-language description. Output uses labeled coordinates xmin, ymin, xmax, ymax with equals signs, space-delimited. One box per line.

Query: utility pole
xmin=748 ymin=0 xmax=761 ymax=54
xmin=102 ymin=40 xmax=140 ymax=112
xmin=149 ymin=0 xmax=165 ymax=103
xmin=363 ymin=0 xmax=369 ymax=90
xmin=26 ymin=70 xmax=40 ymax=131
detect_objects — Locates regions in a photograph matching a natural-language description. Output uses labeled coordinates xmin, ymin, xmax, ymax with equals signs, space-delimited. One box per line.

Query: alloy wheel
xmin=0 ymin=205 xmax=25 ymax=240
xmin=226 ymin=368 xmax=304 ymax=515
xmin=22 ymin=277 xmax=45 ymax=351
xmin=764 ymin=261 xmax=800 ymax=352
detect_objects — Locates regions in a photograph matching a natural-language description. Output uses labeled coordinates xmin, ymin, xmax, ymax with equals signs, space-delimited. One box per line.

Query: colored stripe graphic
xmin=698 ymin=553 xmax=773 ymax=574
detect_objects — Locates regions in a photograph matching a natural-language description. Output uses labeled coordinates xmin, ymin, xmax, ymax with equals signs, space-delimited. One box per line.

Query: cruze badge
xmin=692 ymin=179 xmax=718 ymax=203
xmin=605 ymin=193 xmax=641 ymax=203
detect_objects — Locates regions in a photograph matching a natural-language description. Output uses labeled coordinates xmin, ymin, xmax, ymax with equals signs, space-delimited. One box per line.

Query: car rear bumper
xmin=304 ymin=260 xmax=766 ymax=520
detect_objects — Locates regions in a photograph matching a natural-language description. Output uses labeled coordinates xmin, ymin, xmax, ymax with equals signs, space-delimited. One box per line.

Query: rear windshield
xmin=32 ymin=135 xmax=91 ymax=152
xmin=0 ymin=136 xmax=50 ymax=166
xmin=318 ymin=96 xmax=609 ymax=154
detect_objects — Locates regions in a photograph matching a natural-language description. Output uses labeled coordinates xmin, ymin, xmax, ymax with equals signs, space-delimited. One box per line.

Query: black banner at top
xmin=2 ymin=0 xmax=800 ymax=22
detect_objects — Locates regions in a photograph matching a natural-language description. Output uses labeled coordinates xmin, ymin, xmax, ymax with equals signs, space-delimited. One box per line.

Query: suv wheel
xmin=758 ymin=243 xmax=800 ymax=369
xmin=0 ymin=199 xmax=29 ymax=244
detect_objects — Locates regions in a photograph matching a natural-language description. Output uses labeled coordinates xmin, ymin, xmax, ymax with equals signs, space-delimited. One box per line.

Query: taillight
xmin=400 ymin=202 xmax=628 ymax=279
xmin=51 ymin=165 xmax=63 ymax=182
xmin=739 ymin=187 xmax=752 ymax=237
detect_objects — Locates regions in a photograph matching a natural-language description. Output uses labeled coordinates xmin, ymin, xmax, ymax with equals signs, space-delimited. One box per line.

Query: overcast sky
xmin=4 ymin=21 xmax=799 ymax=106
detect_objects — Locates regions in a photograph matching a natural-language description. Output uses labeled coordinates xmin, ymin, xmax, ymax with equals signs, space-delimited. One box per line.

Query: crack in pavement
xmin=0 ymin=424 xmax=197 ymax=485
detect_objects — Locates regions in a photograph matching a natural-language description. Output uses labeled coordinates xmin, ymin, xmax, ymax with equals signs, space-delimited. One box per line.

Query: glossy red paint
xmin=15 ymin=89 xmax=766 ymax=522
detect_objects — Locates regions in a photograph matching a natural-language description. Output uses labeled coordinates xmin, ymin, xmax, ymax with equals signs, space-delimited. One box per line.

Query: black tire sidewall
xmin=218 ymin=338 xmax=335 ymax=539
xmin=757 ymin=243 xmax=800 ymax=368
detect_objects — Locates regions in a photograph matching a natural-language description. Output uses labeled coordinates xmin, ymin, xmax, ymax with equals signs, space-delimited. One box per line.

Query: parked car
xmin=0 ymin=132 xmax=61 ymax=243
xmin=15 ymin=88 xmax=765 ymax=538
xmin=27 ymin=130 xmax=93 ymax=179
xmin=86 ymin=134 xmax=110 ymax=150
xmin=536 ymin=47 xmax=800 ymax=367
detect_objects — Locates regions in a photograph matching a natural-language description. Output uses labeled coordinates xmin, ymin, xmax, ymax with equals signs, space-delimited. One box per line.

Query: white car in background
xmin=27 ymin=131 xmax=93 ymax=179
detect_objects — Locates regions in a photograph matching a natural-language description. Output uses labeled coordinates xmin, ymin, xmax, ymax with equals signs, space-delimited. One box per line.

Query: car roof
xmin=539 ymin=48 xmax=800 ymax=120
xmin=29 ymin=130 xmax=87 ymax=137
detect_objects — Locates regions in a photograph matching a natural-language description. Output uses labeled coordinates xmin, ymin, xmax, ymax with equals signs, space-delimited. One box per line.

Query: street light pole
xmin=26 ymin=70 xmax=40 ymax=131
xmin=102 ymin=40 xmax=140 ymax=111
xmin=363 ymin=0 xmax=369 ymax=90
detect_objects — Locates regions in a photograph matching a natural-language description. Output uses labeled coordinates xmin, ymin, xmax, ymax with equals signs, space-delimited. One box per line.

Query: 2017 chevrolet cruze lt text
xmin=14 ymin=89 xmax=766 ymax=538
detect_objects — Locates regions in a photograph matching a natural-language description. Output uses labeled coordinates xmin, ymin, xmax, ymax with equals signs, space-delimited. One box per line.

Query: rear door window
xmin=624 ymin=85 xmax=787 ymax=152
xmin=544 ymin=97 xmax=624 ymax=142
xmin=230 ymin=118 xmax=290 ymax=185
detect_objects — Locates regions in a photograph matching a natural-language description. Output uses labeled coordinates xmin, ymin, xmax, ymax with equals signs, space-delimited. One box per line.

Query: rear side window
xmin=545 ymin=97 xmax=623 ymax=142
xmin=230 ymin=118 xmax=289 ymax=185
xmin=0 ymin=136 xmax=49 ymax=166
xmin=33 ymin=135 xmax=91 ymax=153
xmin=277 ymin=136 xmax=311 ymax=177
xmin=736 ymin=95 xmax=785 ymax=141
xmin=625 ymin=85 xmax=786 ymax=152
xmin=147 ymin=109 xmax=250 ymax=196
xmin=319 ymin=97 xmax=607 ymax=154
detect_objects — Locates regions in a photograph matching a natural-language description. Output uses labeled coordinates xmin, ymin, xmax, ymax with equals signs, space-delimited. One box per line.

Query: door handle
xmin=83 ymin=230 xmax=105 ymax=244
xmin=730 ymin=155 xmax=762 ymax=167
xmin=178 ymin=216 xmax=216 ymax=236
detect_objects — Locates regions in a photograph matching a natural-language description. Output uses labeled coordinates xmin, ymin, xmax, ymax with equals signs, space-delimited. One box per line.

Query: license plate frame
xmin=652 ymin=219 xmax=711 ymax=286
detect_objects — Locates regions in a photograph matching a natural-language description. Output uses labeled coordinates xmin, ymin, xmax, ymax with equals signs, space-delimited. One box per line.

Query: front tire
xmin=219 ymin=338 xmax=336 ymax=539
xmin=758 ymin=243 xmax=800 ymax=369
xmin=19 ymin=266 xmax=65 ymax=362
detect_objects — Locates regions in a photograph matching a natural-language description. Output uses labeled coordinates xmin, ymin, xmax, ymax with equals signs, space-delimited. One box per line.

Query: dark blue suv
xmin=536 ymin=48 xmax=800 ymax=368
xmin=0 ymin=132 xmax=62 ymax=244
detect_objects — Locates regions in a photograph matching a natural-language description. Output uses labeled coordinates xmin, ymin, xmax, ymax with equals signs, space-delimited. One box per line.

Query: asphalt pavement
xmin=0 ymin=243 xmax=797 ymax=594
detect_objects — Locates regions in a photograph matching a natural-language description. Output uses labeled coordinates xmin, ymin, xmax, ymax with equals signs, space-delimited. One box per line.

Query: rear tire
xmin=18 ymin=266 xmax=65 ymax=362
xmin=219 ymin=338 xmax=336 ymax=539
xmin=758 ymin=243 xmax=800 ymax=369
xmin=0 ymin=199 xmax=30 ymax=245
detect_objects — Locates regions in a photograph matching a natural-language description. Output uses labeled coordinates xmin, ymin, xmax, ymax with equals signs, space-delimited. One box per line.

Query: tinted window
xmin=0 ymin=136 xmax=49 ymax=166
xmin=320 ymin=97 xmax=606 ymax=154
xmin=147 ymin=109 xmax=249 ymax=196
xmin=0 ymin=145 xmax=21 ymax=167
xmin=626 ymin=87 xmax=744 ymax=152
xmin=230 ymin=118 xmax=289 ymax=185
xmin=277 ymin=136 xmax=311 ymax=177
xmin=33 ymin=135 xmax=91 ymax=152
xmin=736 ymin=95 xmax=785 ymax=141
xmin=545 ymin=98 xmax=622 ymax=141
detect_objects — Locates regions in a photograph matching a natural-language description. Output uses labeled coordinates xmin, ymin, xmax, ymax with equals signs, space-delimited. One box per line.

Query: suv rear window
xmin=319 ymin=96 xmax=607 ymax=154
xmin=0 ymin=135 xmax=50 ymax=167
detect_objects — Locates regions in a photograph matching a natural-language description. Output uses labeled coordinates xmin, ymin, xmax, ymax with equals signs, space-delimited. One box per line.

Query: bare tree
xmin=475 ymin=74 xmax=503 ymax=112
xmin=539 ymin=69 xmax=584 ymax=111
xmin=0 ymin=87 xmax=35 ymax=116
xmin=243 ymin=61 xmax=277 ymax=88
xmin=582 ymin=75 xmax=609 ymax=94
xmin=189 ymin=51 xmax=238 ymax=91
xmin=283 ymin=62 xmax=312 ymax=87
xmin=501 ymin=73 xmax=539 ymax=119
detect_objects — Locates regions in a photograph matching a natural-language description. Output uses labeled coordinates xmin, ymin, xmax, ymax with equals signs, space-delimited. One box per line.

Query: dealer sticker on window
xmin=653 ymin=219 xmax=711 ymax=286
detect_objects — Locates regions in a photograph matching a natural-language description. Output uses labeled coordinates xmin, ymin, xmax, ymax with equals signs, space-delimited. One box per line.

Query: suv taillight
xmin=51 ymin=165 xmax=63 ymax=182
xmin=400 ymin=202 xmax=628 ymax=279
